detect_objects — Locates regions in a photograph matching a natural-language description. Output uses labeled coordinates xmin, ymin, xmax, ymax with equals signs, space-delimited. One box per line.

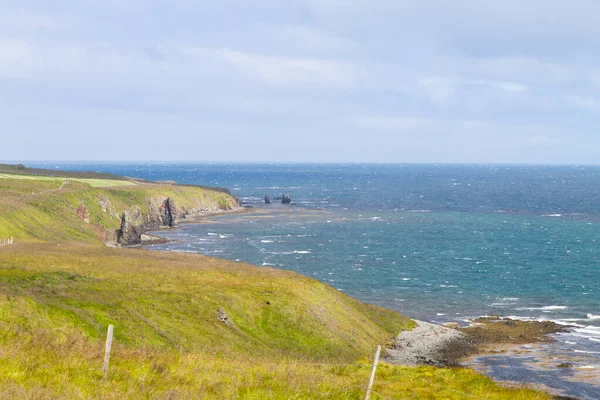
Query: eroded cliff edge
xmin=113 ymin=195 xmax=241 ymax=246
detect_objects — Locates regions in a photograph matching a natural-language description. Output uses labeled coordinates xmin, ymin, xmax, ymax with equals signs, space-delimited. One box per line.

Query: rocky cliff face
xmin=113 ymin=196 xmax=237 ymax=246
xmin=117 ymin=207 xmax=146 ymax=245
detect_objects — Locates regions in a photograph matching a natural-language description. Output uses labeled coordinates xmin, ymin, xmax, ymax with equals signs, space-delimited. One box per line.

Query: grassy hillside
xmin=0 ymin=163 xmax=134 ymax=181
xmin=0 ymin=243 xmax=550 ymax=399
xmin=0 ymin=170 xmax=554 ymax=399
xmin=0 ymin=176 xmax=238 ymax=243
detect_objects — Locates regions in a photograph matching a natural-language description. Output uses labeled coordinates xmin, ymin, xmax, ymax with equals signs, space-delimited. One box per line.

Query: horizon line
xmin=2 ymin=160 xmax=600 ymax=167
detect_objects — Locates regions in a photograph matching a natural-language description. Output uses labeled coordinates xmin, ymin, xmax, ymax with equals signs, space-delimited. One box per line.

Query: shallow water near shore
xmin=37 ymin=163 xmax=600 ymax=398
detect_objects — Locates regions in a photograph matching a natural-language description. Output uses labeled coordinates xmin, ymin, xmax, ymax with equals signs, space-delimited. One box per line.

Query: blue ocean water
xmin=34 ymin=162 xmax=600 ymax=398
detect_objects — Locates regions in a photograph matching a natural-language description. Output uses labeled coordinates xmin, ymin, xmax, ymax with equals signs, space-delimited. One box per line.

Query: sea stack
xmin=282 ymin=194 xmax=291 ymax=204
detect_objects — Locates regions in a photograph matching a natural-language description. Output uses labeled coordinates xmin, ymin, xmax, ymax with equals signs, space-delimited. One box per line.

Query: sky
xmin=1 ymin=0 xmax=600 ymax=164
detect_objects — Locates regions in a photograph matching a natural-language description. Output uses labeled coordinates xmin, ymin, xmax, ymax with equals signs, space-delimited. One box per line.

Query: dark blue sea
xmin=31 ymin=163 xmax=600 ymax=398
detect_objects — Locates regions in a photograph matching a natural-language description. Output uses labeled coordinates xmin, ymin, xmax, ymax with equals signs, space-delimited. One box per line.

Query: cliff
xmin=116 ymin=195 xmax=240 ymax=246
xmin=0 ymin=177 xmax=241 ymax=245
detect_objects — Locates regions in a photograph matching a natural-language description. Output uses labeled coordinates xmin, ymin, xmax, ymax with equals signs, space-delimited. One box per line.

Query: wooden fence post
xmin=365 ymin=345 xmax=382 ymax=400
xmin=103 ymin=325 xmax=114 ymax=379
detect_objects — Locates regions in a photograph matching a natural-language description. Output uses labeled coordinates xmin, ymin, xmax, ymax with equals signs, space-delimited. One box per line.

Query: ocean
xmin=33 ymin=162 xmax=600 ymax=399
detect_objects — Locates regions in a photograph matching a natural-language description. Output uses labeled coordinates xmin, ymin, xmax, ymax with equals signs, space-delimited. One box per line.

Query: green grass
xmin=0 ymin=179 xmax=239 ymax=242
xmin=0 ymin=173 xmax=136 ymax=187
xmin=0 ymin=243 xmax=550 ymax=399
xmin=0 ymin=176 xmax=554 ymax=399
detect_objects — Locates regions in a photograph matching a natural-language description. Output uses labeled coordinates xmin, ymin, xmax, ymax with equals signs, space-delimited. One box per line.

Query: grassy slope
xmin=0 ymin=243 xmax=549 ymax=399
xmin=0 ymin=176 xmax=552 ymax=399
xmin=0 ymin=173 xmax=136 ymax=187
xmin=0 ymin=178 xmax=238 ymax=242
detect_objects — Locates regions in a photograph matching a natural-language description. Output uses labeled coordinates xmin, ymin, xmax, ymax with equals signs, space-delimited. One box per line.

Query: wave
xmin=293 ymin=250 xmax=312 ymax=254
xmin=516 ymin=306 xmax=568 ymax=311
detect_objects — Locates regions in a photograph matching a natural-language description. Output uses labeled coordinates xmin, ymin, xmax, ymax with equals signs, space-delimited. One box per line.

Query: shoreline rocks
xmin=386 ymin=317 xmax=572 ymax=368
xmin=112 ymin=196 xmax=242 ymax=247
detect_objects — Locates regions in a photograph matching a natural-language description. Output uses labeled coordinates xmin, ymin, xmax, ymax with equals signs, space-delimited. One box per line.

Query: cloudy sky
xmin=1 ymin=1 xmax=599 ymax=163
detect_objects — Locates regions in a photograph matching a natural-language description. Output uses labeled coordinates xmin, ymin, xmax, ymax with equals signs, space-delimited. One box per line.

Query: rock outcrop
xmin=281 ymin=194 xmax=291 ymax=204
xmin=148 ymin=197 xmax=177 ymax=228
xmin=117 ymin=207 xmax=145 ymax=245
xmin=113 ymin=195 xmax=240 ymax=246
xmin=264 ymin=195 xmax=271 ymax=204
xmin=76 ymin=203 xmax=90 ymax=224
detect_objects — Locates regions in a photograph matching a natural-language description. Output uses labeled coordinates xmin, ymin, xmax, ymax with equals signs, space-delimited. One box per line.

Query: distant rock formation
xmin=117 ymin=207 xmax=145 ymax=245
xmin=264 ymin=195 xmax=271 ymax=204
xmin=282 ymin=194 xmax=291 ymax=204
xmin=113 ymin=195 xmax=240 ymax=246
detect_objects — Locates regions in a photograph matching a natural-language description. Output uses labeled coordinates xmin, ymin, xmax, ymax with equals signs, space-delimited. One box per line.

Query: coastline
xmin=139 ymin=211 xmax=589 ymax=399
xmin=136 ymin=207 xmax=256 ymax=246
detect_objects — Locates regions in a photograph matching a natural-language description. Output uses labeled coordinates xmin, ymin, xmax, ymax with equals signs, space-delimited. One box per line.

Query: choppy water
xmin=35 ymin=163 xmax=600 ymax=398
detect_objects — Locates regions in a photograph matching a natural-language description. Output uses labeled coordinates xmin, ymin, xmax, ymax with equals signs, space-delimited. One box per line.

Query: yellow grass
xmin=0 ymin=243 xmax=551 ymax=399
xmin=0 ymin=173 xmax=136 ymax=187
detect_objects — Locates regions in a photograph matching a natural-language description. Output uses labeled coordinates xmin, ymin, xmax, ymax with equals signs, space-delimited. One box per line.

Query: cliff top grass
xmin=0 ymin=163 xmax=133 ymax=181
xmin=0 ymin=172 xmax=137 ymax=188
xmin=0 ymin=242 xmax=551 ymax=399
xmin=0 ymin=176 xmax=238 ymax=243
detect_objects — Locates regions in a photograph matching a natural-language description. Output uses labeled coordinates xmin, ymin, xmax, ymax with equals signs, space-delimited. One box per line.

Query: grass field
xmin=0 ymin=171 xmax=555 ymax=399
xmin=0 ymin=242 xmax=551 ymax=399
xmin=0 ymin=173 xmax=136 ymax=188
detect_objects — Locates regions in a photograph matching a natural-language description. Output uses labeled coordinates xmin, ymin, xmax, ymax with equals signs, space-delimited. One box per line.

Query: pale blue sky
xmin=1 ymin=1 xmax=599 ymax=163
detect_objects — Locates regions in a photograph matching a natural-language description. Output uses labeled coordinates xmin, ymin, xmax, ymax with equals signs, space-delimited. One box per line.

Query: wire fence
xmin=0 ymin=237 xmax=14 ymax=247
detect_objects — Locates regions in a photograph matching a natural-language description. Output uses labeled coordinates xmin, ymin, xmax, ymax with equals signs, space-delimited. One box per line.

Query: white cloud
xmin=348 ymin=116 xmax=433 ymax=131
xmin=216 ymin=49 xmax=359 ymax=88
xmin=569 ymin=96 xmax=600 ymax=110
xmin=523 ymin=135 xmax=559 ymax=146
xmin=261 ymin=25 xmax=354 ymax=53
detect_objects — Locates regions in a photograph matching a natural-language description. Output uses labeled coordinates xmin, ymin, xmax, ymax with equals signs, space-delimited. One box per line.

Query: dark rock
xmin=217 ymin=308 xmax=235 ymax=327
xmin=140 ymin=234 xmax=168 ymax=244
xmin=117 ymin=208 xmax=145 ymax=245
xmin=264 ymin=195 xmax=271 ymax=204
xmin=557 ymin=363 xmax=574 ymax=369
xmin=281 ymin=194 xmax=291 ymax=204
xmin=162 ymin=197 xmax=177 ymax=227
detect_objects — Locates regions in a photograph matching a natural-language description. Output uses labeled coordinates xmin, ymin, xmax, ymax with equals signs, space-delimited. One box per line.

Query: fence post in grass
xmin=103 ymin=325 xmax=114 ymax=379
xmin=365 ymin=345 xmax=382 ymax=400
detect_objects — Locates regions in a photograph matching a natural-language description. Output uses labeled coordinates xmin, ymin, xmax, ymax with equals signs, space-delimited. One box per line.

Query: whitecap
xmin=262 ymin=262 xmax=275 ymax=266
xmin=261 ymin=240 xmax=274 ymax=243
xmin=293 ymin=250 xmax=312 ymax=254
xmin=516 ymin=305 xmax=568 ymax=311
xmin=207 ymin=233 xmax=218 ymax=236
xmin=588 ymin=314 xmax=600 ymax=320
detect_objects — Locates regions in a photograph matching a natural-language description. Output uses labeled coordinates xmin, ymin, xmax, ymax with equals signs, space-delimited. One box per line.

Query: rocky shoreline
xmin=103 ymin=194 xmax=251 ymax=247
xmin=385 ymin=317 xmax=579 ymax=399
